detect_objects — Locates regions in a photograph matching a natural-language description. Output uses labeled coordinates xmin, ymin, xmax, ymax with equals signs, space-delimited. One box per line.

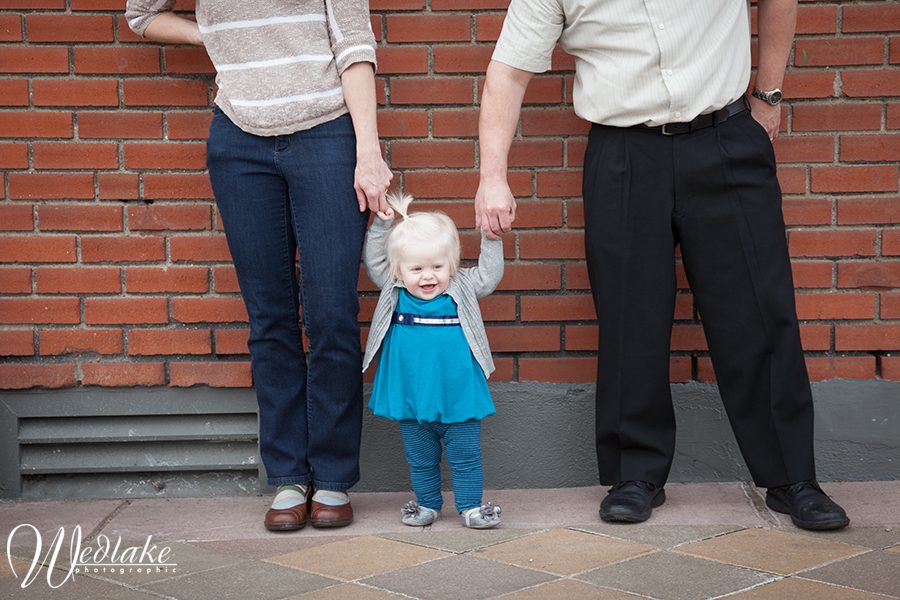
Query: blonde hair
xmin=384 ymin=193 xmax=460 ymax=279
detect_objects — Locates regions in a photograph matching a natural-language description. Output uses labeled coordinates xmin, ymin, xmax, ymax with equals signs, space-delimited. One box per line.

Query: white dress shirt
xmin=492 ymin=0 xmax=752 ymax=127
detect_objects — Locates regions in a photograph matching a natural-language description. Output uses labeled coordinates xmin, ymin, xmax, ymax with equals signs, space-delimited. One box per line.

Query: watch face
xmin=769 ymin=90 xmax=783 ymax=105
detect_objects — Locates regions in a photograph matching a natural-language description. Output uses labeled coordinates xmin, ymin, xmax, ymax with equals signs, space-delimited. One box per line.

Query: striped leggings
xmin=399 ymin=420 xmax=483 ymax=513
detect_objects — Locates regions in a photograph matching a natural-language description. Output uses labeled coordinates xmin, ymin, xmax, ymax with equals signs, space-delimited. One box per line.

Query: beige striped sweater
xmin=126 ymin=0 xmax=377 ymax=136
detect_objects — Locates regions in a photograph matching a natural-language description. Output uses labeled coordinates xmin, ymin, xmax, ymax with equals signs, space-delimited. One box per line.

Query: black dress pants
xmin=582 ymin=110 xmax=816 ymax=488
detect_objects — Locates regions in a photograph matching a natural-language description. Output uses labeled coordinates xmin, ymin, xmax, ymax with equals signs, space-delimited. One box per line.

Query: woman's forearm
xmin=143 ymin=12 xmax=203 ymax=46
xmin=341 ymin=62 xmax=382 ymax=158
xmin=340 ymin=61 xmax=393 ymax=212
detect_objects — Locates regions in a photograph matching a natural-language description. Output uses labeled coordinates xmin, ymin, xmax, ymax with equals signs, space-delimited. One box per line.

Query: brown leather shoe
xmin=264 ymin=486 xmax=312 ymax=532
xmin=310 ymin=499 xmax=353 ymax=528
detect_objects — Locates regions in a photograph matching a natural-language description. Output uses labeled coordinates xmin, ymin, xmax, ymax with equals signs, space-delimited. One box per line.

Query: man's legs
xmin=673 ymin=112 xmax=846 ymax=529
xmin=673 ymin=112 xmax=815 ymax=487
xmin=583 ymin=124 xmax=679 ymax=488
xmin=583 ymin=114 xmax=846 ymax=529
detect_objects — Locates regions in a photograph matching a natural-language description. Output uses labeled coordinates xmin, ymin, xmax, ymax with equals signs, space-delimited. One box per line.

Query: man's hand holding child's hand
xmin=376 ymin=207 xmax=394 ymax=221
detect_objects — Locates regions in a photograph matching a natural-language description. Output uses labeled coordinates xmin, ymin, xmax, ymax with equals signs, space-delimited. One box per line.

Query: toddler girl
xmin=362 ymin=193 xmax=504 ymax=528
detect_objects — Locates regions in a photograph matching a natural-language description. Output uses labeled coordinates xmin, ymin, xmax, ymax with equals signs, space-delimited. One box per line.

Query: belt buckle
xmin=660 ymin=123 xmax=676 ymax=136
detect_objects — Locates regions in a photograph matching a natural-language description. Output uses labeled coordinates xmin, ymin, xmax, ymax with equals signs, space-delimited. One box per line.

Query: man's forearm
xmin=755 ymin=0 xmax=797 ymax=90
xmin=479 ymin=61 xmax=533 ymax=181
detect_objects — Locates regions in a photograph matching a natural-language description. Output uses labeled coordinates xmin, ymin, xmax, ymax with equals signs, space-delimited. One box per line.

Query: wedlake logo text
xmin=6 ymin=524 xmax=177 ymax=589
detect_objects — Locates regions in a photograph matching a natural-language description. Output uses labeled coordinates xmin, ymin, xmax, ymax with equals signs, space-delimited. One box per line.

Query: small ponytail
xmin=385 ymin=192 xmax=414 ymax=220
xmin=383 ymin=193 xmax=460 ymax=278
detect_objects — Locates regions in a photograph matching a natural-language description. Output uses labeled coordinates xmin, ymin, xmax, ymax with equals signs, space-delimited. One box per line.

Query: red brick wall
xmin=0 ymin=0 xmax=898 ymax=389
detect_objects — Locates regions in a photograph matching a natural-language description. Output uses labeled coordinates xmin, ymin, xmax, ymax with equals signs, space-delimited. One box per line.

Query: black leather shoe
xmin=766 ymin=481 xmax=849 ymax=531
xmin=599 ymin=481 xmax=666 ymax=523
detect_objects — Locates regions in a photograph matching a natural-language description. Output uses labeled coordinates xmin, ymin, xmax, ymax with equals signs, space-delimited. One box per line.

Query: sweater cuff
xmin=334 ymin=37 xmax=378 ymax=75
xmin=125 ymin=0 xmax=176 ymax=37
xmin=371 ymin=215 xmax=393 ymax=230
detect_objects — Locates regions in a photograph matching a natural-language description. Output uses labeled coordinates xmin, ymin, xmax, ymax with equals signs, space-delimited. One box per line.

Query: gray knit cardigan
xmin=362 ymin=217 xmax=504 ymax=378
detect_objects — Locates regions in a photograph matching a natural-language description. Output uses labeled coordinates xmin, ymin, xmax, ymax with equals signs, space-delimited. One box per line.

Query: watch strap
xmin=752 ymin=87 xmax=782 ymax=105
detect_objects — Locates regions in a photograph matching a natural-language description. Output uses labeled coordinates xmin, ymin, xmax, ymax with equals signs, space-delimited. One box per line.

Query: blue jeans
xmin=399 ymin=420 xmax=484 ymax=512
xmin=206 ymin=109 xmax=367 ymax=491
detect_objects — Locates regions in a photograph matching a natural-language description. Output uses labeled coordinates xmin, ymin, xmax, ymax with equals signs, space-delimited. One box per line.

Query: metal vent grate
xmin=1 ymin=388 xmax=262 ymax=500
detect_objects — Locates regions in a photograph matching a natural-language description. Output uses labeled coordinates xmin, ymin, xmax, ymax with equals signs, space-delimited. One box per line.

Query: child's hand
xmin=376 ymin=207 xmax=394 ymax=220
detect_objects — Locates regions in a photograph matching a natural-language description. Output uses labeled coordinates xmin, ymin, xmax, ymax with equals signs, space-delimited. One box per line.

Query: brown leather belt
xmin=635 ymin=96 xmax=750 ymax=135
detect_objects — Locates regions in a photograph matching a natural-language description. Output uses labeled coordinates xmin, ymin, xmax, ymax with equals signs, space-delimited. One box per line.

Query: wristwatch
xmin=751 ymin=87 xmax=783 ymax=106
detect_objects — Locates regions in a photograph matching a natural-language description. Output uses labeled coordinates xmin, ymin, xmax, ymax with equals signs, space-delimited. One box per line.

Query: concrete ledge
xmin=2 ymin=380 xmax=897 ymax=499
xmin=365 ymin=379 xmax=900 ymax=491
xmin=2 ymin=482 xmax=898 ymax=544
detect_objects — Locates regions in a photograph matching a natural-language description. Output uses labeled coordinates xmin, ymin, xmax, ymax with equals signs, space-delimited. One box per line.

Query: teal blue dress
xmin=369 ymin=289 xmax=495 ymax=424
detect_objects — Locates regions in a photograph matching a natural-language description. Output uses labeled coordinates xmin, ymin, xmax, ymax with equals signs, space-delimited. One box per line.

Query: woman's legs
xmin=208 ymin=111 xmax=367 ymax=495
xmin=279 ymin=114 xmax=368 ymax=492
xmin=207 ymin=110 xmax=312 ymax=488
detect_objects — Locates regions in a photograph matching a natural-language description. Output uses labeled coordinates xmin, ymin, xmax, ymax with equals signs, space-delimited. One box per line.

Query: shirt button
xmin=675 ymin=111 xmax=682 ymax=118
xmin=665 ymin=69 xmax=673 ymax=76
xmin=658 ymin=23 xmax=665 ymax=29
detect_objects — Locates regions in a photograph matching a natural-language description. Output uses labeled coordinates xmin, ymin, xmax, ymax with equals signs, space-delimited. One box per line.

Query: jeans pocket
xmin=206 ymin=113 xmax=231 ymax=168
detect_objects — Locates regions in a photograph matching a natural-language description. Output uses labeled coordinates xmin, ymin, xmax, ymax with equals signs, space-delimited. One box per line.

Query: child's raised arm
xmin=363 ymin=216 xmax=395 ymax=289
xmin=460 ymin=231 xmax=504 ymax=298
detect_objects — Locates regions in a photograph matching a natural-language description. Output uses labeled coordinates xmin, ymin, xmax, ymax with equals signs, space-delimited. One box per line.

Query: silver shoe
xmin=401 ymin=500 xmax=440 ymax=526
xmin=460 ymin=502 xmax=502 ymax=529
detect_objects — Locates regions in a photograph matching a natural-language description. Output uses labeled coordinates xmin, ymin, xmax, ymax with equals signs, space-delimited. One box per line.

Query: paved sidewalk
xmin=2 ymin=482 xmax=899 ymax=600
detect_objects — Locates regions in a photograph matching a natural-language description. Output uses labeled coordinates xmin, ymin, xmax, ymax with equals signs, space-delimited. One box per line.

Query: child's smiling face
xmin=398 ymin=243 xmax=451 ymax=300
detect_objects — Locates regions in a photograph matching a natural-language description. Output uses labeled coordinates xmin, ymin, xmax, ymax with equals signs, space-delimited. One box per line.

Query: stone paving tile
xmin=826 ymin=482 xmax=900 ymax=528
xmin=676 ymin=527 xmax=868 ymax=575
xmin=6 ymin=538 xmax=146 ymax=571
xmin=289 ymin=583 xmax=408 ymax=599
xmin=496 ymin=578 xmax=649 ymax=599
xmin=73 ymin=541 xmax=242 ymax=586
xmin=574 ymin=524 xmax=742 ymax=549
xmin=142 ymin=560 xmax=337 ymax=600
xmin=192 ymin=535 xmax=342 ymax=560
xmin=730 ymin=577 xmax=889 ymax=600
xmin=103 ymin=497 xmax=272 ymax=542
xmin=2 ymin=551 xmax=165 ymax=600
xmin=361 ymin=555 xmax=555 ymax=600
xmin=1 ymin=554 xmax=28 ymax=579
xmin=0 ymin=500 xmax=123 ymax=544
xmin=777 ymin=526 xmax=900 ymax=550
xmin=267 ymin=535 xmax=447 ymax=581
xmin=802 ymin=550 xmax=900 ymax=598
xmin=635 ymin=483 xmax=766 ymax=526
xmin=3 ymin=574 xmax=160 ymax=600
xmin=577 ymin=551 xmax=774 ymax=600
xmin=381 ymin=528 xmax=537 ymax=553
xmin=460 ymin=487 xmax=607 ymax=530
xmin=475 ymin=528 xmax=656 ymax=576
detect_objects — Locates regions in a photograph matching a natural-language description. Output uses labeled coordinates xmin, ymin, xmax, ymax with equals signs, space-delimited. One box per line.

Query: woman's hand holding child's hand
xmin=376 ymin=207 xmax=394 ymax=221
xmin=355 ymin=151 xmax=393 ymax=215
